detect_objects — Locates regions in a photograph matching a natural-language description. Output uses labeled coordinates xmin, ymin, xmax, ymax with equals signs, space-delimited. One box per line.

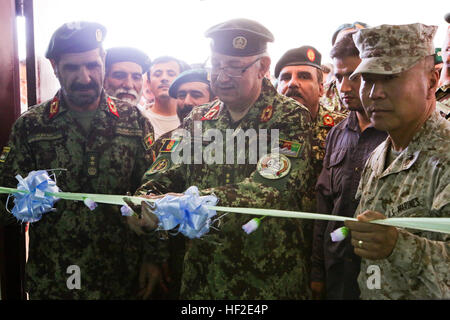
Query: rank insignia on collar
xmin=0 ymin=147 xmax=11 ymax=163
xmin=257 ymin=153 xmax=291 ymax=180
xmin=279 ymin=139 xmax=303 ymax=158
xmin=148 ymin=157 xmax=169 ymax=174
xmin=201 ymin=103 xmax=220 ymax=121
xmin=260 ymin=105 xmax=273 ymax=123
xmin=144 ymin=133 xmax=154 ymax=150
xmin=160 ymin=138 xmax=181 ymax=153
xmin=107 ymin=97 xmax=120 ymax=118
xmin=49 ymin=96 xmax=59 ymax=119
xmin=323 ymin=114 xmax=334 ymax=127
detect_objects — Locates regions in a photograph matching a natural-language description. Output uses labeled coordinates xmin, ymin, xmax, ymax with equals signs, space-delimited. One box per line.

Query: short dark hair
xmin=147 ymin=56 xmax=190 ymax=79
xmin=330 ymin=31 xmax=359 ymax=60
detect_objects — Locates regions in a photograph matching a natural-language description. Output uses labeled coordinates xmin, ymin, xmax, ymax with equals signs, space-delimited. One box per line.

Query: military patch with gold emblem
xmin=279 ymin=139 xmax=303 ymax=158
xmin=148 ymin=157 xmax=170 ymax=175
xmin=323 ymin=114 xmax=334 ymax=127
xmin=159 ymin=138 xmax=181 ymax=153
xmin=0 ymin=147 xmax=11 ymax=163
xmin=49 ymin=96 xmax=59 ymax=119
xmin=201 ymin=104 xmax=221 ymax=121
xmin=107 ymin=97 xmax=120 ymax=118
xmin=260 ymin=105 xmax=273 ymax=123
xmin=257 ymin=153 xmax=291 ymax=180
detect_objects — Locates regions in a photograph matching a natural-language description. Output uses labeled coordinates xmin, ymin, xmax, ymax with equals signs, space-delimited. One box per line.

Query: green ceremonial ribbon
xmin=1 ymin=187 xmax=449 ymax=235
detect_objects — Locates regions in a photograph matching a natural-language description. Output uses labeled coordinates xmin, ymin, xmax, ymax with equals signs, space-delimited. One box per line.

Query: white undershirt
xmin=137 ymin=105 xmax=180 ymax=139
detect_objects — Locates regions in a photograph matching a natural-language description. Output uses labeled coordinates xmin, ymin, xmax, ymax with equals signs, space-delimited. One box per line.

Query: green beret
xmin=106 ymin=47 xmax=151 ymax=74
xmin=205 ymin=18 xmax=274 ymax=56
xmin=169 ymin=69 xmax=210 ymax=98
xmin=274 ymin=46 xmax=322 ymax=78
xmin=45 ymin=21 xmax=106 ymax=60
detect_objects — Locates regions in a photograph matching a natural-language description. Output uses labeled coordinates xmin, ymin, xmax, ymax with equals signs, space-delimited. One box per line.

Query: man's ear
xmin=426 ymin=68 xmax=439 ymax=99
xmin=259 ymin=56 xmax=271 ymax=79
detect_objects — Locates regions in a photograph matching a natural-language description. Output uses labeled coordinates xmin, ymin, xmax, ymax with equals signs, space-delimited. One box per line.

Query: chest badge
xmin=257 ymin=153 xmax=291 ymax=180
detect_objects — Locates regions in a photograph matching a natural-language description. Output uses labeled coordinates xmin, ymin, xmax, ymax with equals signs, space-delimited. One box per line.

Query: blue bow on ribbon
xmin=150 ymin=186 xmax=218 ymax=239
xmin=11 ymin=170 xmax=61 ymax=222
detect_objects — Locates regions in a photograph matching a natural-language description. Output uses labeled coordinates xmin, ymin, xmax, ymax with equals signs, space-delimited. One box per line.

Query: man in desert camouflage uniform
xmin=344 ymin=23 xmax=450 ymax=299
xmin=0 ymin=22 xmax=163 ymax=299
xmin=135 ymin=18 xmax=316 ymax=299
xmin=274 ymin=46 xmax=347 ymax=177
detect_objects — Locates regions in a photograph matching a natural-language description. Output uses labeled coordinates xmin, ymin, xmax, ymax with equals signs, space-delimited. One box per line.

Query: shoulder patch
xmin=279 ymin=139 xmax=303 ymax=157
xmin=257 ymin=153 xmax=291 ymax=180
xmin=0 ymin=147 xmax=11 ymax=163
xmin=159 ymin=138 xmax=181 ymax=153
xmin=148 ymin=157 xmax=170 ymax=175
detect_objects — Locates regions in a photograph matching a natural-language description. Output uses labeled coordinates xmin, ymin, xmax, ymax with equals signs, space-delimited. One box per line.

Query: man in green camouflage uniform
xmin=135 ymin=19 xmax=315 ymax=299
xmin=0 ymin=22 xmax=163 ymax=299
xmin=274 ymin=46 xmax=347 ymax=177
xmin=344 ymin=23 xmax=449 ymax=299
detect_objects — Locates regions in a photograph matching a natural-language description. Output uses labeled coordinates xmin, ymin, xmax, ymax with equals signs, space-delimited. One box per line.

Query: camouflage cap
xmin=350 ymin=23 xmax=437 ymax=79
xmin=46 ymin=21 xmax=106 ymax=60
xmin=106 ymin=47 xmax=151 ymax=74
xmin=205 ymin=18 xmax=274 ymax=56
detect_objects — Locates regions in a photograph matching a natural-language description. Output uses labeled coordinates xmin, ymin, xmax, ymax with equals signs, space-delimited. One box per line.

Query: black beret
xmin=105 ymin=47 xmax=151 ymax=74
xmin=205 ymin=18 xmax=274 ymax=56
xmin=46 ymin=21 xmax=106 ymax=60
xmin=169 ymin=69 xmax=210 ymax=98
xmin=445 ymin=13 xmax=450 ymax=23
xmin=274 ymin=46 xmax=322 ymax=78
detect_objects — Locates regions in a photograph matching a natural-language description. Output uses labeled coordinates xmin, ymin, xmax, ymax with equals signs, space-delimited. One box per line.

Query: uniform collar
xmin=375 ymin=112 xmax=440 ymax=179
xmin=47 ymin=90 xmax=118 ymax=121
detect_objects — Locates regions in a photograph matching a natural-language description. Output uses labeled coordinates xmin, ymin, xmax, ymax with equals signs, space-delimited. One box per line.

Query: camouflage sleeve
xmin=199 ymin=111 xmax=314 ymax=212
xmin=0 ymin=117 xmax=34 ymax=226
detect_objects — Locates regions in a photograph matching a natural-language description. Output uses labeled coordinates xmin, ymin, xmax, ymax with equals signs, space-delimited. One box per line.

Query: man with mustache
xmin=104 ymin=46 xmax=151 ymax=106
xmin=311 ymin=32 xmax=387 ymax=300
xmin=132 ymin=18 xmax=315 ymax=299
xmin=0 ymin=22 xmax=162 ymax=299
xmin=139 ymin=56 xmax=189 ymax=139
xmin=275 ymin=46 xmax=347 ymax=179
xmin=343 ymin=23 xmax=449 ymax=299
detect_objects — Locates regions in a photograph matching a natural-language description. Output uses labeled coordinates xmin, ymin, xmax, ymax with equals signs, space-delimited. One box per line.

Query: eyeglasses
xmin=211 ymin=58 xmax=261 ymax=79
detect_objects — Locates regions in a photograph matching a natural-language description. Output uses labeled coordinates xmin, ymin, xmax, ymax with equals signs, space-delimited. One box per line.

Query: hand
xmin=311 ymin=281 xmax=325 ymax=300
xmin=137 ymin=262 xmax=170 ymax=299
xmin=345 ymin=210 xmax=398 ymax=260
